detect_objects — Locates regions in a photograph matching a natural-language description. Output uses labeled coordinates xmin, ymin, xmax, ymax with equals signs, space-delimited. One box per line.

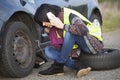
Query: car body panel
xmin=69 ymin=0 xmax=88 ymax=17
xmin=35 ymin=0 xmax=102 ymax=19
xmin=87 ymin=0 xmax=100 ymax=18
xmin=0 ymin=0 xmax=35 ymax=22
xmin=69 ymin=0 xmax=101 ymax=18
xmin=35 ymin=0 xmax=69 ymax=9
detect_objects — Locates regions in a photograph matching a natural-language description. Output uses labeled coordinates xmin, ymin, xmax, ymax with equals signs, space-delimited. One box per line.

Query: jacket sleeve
xmin=63 ymin=15 xmax=89 ymax=36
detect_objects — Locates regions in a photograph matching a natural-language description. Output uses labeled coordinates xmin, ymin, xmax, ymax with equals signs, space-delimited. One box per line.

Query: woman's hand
xmin=47 ymin=12 xmax=64 ymax=29
xmin=44 ymin=28 xmax=50 ymax=33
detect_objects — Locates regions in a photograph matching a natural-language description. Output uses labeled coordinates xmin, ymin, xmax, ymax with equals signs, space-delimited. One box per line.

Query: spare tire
xmin=79 ymin=48 xmax=120 ymax=70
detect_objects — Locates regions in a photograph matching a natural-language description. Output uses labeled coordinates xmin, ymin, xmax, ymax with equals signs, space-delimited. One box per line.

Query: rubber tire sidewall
xmin=0 ymin=21 xmax=35 ymax=77
xmin=79 ymin=48 xmax=120 ymax=70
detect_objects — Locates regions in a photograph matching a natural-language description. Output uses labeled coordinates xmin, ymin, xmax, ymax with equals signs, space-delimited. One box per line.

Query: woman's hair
xmin=34 ymin=4 xmax=61 ymax=26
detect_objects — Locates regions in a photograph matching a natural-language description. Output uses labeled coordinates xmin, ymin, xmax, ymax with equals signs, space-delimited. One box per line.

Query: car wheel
xmin=79 ymin=48 xmax=120 ymax=70
xmin=0 ymin=21 xmax=35 ymax=77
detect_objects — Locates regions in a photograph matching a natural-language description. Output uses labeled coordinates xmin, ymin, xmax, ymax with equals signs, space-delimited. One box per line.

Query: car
xmin=0 ymin=0 xmax=102 ymax=78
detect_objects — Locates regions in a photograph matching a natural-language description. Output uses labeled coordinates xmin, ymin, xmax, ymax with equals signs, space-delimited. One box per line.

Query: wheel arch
xmin=0 ymin=11 xmax=41 ymax=51
xmin=90 ymin=8 xmax=103 ymax=25
xmin=87 ymin=0 xmax=102 ymax=25
xmin=2 ymin=11 xmax=40 ymax=42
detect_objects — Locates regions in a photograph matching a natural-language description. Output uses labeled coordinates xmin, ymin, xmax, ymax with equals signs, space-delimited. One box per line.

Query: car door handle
xmin=20 ymin=0 xmax=26 ymax=6
xmin=64 ymin=0 xmax=69 ymax=2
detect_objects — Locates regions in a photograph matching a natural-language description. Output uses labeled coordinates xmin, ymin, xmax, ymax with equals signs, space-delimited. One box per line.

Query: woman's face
xmin=42 ymin=22 xmax=52 ymax=28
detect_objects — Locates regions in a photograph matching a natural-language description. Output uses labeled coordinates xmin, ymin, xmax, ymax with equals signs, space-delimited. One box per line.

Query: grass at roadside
xmin=100 ymin=1 xmax=120 ymax=32
xmin=102 ymin=14 xmax=120 ymax=32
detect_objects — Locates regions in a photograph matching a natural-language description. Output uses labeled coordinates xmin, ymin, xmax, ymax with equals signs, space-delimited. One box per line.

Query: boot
xmin=72 ymin=61 xmax=91 ymax=78
xmin=38 ymin=61 xmax=64 ymax=76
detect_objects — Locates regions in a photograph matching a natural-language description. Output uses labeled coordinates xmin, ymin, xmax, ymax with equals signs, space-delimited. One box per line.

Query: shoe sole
xmin=38 ymin=73 xmax=64 ymax=77
xmin=77 ymin=67 xmax=91 ymax=78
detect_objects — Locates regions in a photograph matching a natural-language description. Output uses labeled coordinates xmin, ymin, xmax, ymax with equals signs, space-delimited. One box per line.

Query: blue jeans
xmin=45 ymin=32 xmax=90 ymax=68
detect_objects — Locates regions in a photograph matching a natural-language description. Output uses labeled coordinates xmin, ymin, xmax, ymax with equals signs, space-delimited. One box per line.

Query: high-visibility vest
xmin=63 ymin=8 xmax=103 ymax=49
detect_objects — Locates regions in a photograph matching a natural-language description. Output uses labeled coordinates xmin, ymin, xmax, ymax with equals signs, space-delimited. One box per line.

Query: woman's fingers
xmin=46 ymin=12 xmax=64 ymax=29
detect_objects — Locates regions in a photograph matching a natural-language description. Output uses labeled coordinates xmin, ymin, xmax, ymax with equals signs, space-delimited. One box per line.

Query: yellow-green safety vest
xmin=63 ymin=7 xmax=103 ymax=49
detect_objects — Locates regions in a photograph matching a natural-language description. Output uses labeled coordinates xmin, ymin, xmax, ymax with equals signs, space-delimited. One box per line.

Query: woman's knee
xmin=65 ymin=32 xmax=72 ymax=37
xmin=45 ymin=47 xmax=52 ymax=58
xmin=64 ymin=32 xmax=74 ymax=42
xmin=45 ymin=46 xmax=57 ymax=60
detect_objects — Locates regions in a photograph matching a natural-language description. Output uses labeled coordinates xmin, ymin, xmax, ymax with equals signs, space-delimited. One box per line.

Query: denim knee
xmin=45 ymin=46 xmax=53 ymax=59
xmin=45 ymin=46 xmax=58 ymax=60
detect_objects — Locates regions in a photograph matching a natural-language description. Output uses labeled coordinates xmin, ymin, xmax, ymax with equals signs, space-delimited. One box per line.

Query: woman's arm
xmin=64 ymin=16 xmax=89 ymax=36
xmin=48 ymin=13 xmax=88 ymax=36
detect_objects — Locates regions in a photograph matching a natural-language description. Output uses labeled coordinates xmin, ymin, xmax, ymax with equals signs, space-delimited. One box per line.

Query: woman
xmin=34 ymin=4 xmax=103 ymax=78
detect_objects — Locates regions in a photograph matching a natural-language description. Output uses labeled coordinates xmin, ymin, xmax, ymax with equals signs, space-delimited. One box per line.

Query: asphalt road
xmin=0 ymin=29 xmax=120 ymax=80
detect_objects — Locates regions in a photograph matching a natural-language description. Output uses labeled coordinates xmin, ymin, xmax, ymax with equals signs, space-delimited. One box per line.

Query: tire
xmin=0 ymin=21 xmax=35 ymax=77
xmin=79 ymin=48 xmax=120 ymax=70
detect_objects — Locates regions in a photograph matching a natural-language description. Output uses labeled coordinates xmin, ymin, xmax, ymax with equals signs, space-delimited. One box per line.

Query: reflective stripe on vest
xmin=56 ymin=30 xmax=62 ymax=38
xmin=63 ymin=7 xmax=103 ymax=41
